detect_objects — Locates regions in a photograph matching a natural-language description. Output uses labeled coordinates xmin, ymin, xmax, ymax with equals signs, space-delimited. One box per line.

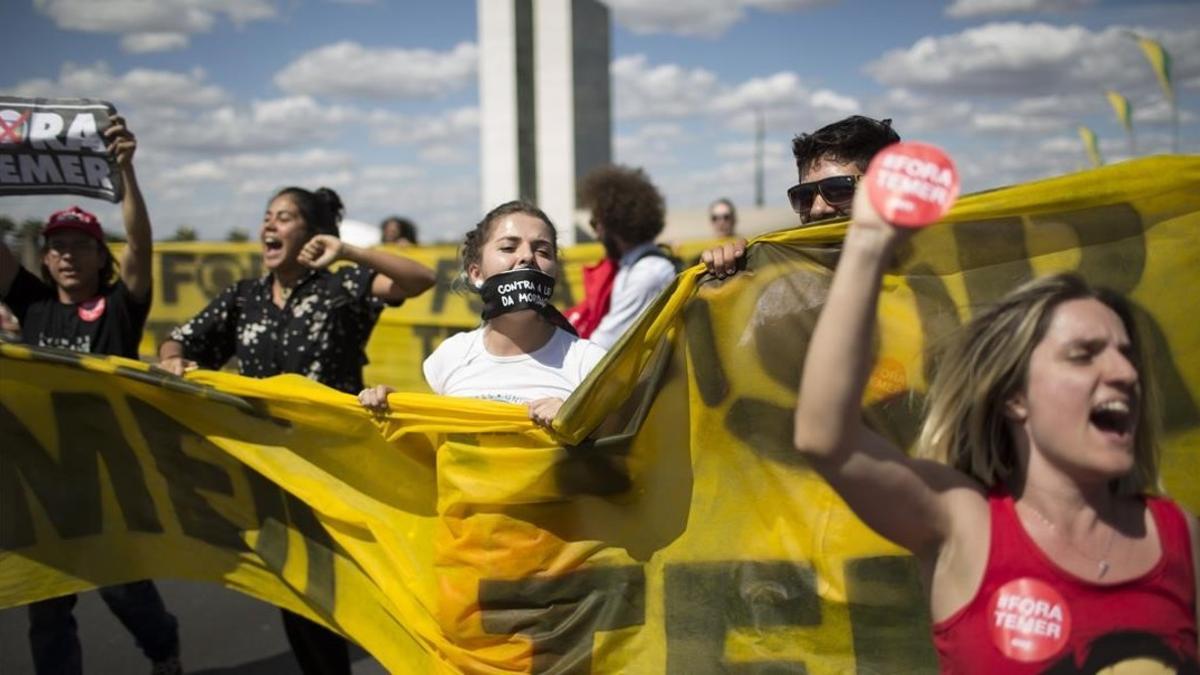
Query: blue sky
xmin=1 ymin=0 xmax=1197 ymax=242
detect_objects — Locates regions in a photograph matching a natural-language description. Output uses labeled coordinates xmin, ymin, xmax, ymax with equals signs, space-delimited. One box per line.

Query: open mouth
xmin=262 ymin=236 xmax=284 ymax=253
xmin=1089 ymin=399 xmax=1135 ymax=436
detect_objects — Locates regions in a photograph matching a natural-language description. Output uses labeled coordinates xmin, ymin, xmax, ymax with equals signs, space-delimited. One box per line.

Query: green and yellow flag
xmin=1135 ymin=35 xmax=1174 ymax=102
xmin=1106 ymin=89 xmax=1133 ymax=133
xmin=1078 ymin=125 xmax=1103 ymax=166
xmin=3 ymin=156 xmax=1199 ymax=673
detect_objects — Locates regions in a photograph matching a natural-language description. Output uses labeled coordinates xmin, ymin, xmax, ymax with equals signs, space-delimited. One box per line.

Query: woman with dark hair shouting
xmin=158 ymin=185 xmax=435 ymax=675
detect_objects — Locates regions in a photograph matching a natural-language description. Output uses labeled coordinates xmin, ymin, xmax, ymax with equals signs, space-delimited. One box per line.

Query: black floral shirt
xmin=169 ymin=266 xmax=396 ymax=394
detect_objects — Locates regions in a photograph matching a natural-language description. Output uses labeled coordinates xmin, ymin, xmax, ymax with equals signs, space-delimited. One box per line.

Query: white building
xmin=478 ymin=0 xmax=611 ymax=246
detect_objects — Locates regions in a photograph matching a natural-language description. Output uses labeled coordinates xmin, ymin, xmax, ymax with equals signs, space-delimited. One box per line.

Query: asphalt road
xmin=0 ymin=580 xmax=388 ymax=674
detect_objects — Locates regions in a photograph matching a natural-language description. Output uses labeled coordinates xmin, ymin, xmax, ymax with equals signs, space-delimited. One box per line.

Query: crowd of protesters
xmin=1 ymin=109 xmax=1197 ymax=674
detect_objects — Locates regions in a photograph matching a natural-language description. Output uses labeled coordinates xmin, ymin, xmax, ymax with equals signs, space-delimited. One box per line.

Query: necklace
xmin=1019 ymin=500 xmax=1118 ymax=579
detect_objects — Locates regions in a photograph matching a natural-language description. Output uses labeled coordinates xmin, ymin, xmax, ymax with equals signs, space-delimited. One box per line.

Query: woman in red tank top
xmin=791 ymin=184 xmax=1199 ymax=672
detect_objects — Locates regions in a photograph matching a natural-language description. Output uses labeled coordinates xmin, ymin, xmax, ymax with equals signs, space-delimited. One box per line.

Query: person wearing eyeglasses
xmin=709 ymin=198 xmax=737 ymax=239
xmin=0 ymin=117 xmax=185 ymax=675
xmin=700 ymin=115 xmax=900 ymax=277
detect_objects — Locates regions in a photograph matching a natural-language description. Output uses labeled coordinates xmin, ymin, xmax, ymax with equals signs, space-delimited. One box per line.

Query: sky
xmin=0 ymin=0 xmax=1197 ymax=243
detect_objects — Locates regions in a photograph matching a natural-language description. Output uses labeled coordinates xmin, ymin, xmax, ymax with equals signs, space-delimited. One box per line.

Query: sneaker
xmin=151 ymin=654 xmax=183 ymax=675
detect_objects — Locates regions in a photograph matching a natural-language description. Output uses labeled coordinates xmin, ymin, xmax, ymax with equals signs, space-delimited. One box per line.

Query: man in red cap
xmin=0 ymin=116 xmax=183 ymax=675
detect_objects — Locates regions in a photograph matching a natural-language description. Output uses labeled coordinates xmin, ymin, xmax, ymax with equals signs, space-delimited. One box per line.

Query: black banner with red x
xmin=0 ymin=97 xmax=123 ymax=203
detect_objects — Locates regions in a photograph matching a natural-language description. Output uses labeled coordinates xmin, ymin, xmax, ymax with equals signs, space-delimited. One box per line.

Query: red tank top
xmin=932 ymin=490 xmax=1197 ymax=673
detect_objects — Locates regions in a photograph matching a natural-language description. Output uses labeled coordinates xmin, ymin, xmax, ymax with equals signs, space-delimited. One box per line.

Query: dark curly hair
xmin=792 ymin=116 xmax=901 ymax=178
xmin=579 ymin=165 xmax=665 ymax=246
xmin=272 ymin=186 xmax=344 ymax=238
xmin=460 ymin=200 xmax=558 ymax=278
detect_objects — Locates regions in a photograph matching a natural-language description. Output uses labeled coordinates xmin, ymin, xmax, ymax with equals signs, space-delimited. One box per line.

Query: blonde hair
xmin=917 ymin=273 xmax=1160 ymax=496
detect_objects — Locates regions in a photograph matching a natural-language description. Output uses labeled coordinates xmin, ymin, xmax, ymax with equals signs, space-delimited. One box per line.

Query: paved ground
xmin=0 ymin=580 xmax=387 ymax=674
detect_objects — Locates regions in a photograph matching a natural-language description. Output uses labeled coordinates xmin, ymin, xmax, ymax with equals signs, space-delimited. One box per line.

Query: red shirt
xmin=564 ymin=257 xmax=617 ymax=339
xmin=933 ymin=490 xmax=1197 ymax=673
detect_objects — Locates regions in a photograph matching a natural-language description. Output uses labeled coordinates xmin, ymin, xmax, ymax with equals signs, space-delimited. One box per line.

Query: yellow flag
xmin=1078 ymin=125 xmax=1103 ymax=166
xmin=1106 ymin=89 xmax=1133 ymax=133
xmin=1136 ymin=35 xmax=1174 ymax=102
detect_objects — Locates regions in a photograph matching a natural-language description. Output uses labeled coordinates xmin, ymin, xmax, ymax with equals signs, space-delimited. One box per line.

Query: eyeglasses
xmin=786 ymin=175 xmax=860 ymax=216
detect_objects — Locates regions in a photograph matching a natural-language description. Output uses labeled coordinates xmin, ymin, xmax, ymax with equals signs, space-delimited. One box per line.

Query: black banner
xmin=0 ymin=97 xmax=123 ymax=203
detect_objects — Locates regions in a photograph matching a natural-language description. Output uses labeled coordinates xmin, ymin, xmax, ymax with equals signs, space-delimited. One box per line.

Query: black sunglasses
xmin=786 ymin=175 xmax=860 ymax=215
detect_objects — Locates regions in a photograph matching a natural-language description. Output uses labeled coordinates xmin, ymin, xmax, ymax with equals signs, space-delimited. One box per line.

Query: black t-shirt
xmin=3 ymin=267 xmax=151 ymax=358
xmin=168 ymin=266 xmax=395 ymax=394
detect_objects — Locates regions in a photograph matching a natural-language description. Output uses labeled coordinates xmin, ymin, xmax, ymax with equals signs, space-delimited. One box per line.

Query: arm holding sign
xmin=791 ymin=147 xmax=987 ymax=623
xmin=108 ymin=116 xmax=152 ymax=303
xmin=298 ymin=234 xmax=435 ymax=303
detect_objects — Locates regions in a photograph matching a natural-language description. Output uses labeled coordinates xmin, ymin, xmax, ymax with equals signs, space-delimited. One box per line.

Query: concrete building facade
xmin=478 ymin=0 xmax=611 ymax=245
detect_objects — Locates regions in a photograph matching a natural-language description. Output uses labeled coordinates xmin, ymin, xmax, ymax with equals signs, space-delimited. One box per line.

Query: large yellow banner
xmin=2 ymin=156 xmax=1198 ymax=673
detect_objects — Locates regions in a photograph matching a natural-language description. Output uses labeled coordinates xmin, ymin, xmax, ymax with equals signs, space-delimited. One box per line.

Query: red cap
xmin=44 ymin=206 xmax=104 ymax=243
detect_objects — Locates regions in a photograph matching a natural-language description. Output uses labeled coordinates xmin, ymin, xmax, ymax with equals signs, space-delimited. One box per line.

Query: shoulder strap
xmin=630 ymin=244 xmax=683 ymax=272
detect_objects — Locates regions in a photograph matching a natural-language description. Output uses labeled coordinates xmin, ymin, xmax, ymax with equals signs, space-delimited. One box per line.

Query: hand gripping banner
xmin=0 ymin=97 xmax=124 ymax=202
xmin=2 ymin=156 xmax=1198 ymax=673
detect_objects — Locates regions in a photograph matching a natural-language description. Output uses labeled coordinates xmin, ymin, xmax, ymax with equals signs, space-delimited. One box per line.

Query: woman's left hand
xmin=528 ymin=397 xmax=564 ymax=428
xmin=299 ymin=234 xmax=344 ymax=269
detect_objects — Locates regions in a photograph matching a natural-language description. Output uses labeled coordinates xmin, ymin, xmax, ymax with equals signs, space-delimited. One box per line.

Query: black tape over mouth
xmin=479 ymin=268 xmax=577 ymax=336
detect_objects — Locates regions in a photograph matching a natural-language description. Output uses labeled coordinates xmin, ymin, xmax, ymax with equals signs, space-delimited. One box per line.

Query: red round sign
xmin=865 ymin=141 xmax=959 ymax=228
xmin=987 ymin=577 xmax=1072 ymax=663
xmin=77 ymin=295 xmax=106 ymax=322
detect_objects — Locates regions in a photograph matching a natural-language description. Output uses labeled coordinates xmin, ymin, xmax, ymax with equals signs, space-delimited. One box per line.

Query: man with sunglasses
xmin=701 ymin=115 xmax=900 ymax=277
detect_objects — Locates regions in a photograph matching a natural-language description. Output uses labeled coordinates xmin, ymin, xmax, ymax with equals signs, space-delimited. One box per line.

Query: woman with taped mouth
xmin=358 ymin=200 xmax=607 ymax=428
xmin=157 ymin=185 xmax=435 ymax=675
xmin=791 ymin=189 xmax=1198 ymax=671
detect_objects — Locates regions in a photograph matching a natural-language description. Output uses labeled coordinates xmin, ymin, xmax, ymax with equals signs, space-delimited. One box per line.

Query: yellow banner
xmin=3 ymin=156 xmax=1199 ymax=673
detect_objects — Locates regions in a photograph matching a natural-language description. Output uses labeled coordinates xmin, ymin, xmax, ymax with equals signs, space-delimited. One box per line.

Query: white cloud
xmin=866 ymin=23 xmax=1200 ymax=98
xmin=604 ymin=0 xmax=832 ymax=37
xmin=369 ymin=107 xmax=479 ymax=146
xmin=654 ymin=143 xmax=794 ymax=212
xmin=159 ymin=160 xmax=225 ymax=184
xmin=418 ymin=144 xmax=471 ymax=165
xmin=970 ymin=111 xmax=1065 ymax=132
xmin=274 ymin=41 xmax=477 ymax=100
xmin=614 ymin=123 xmax=686 ymax=167
xmin=141 ymin=96 xmax=359 ymax=153
xmin=811 ymin=89 xmax=860 ymax=115
xmin=10 ymin=63 xmax=227 ymax=109
xmin=121 ymin=32 xmax=190 ymax=53
xmin=715 ymin=72 xmax=861 ymax=134
xmin=945 ymin=0 xmax=1094 ymax=19
xmin=1131 ymin=98 xmax=1197 ymax=125
xmin=612 ymin=54 xmax=863 ymax=144
xmin=358 ymin=165 xmax=422 ymax=182
xmin=612 ymin=55 xmax=720 ymax=119
xmin=34 ymin=0 xmax=278 ymax=52
xmin=155 ymin=148 xmax=355 ymax=188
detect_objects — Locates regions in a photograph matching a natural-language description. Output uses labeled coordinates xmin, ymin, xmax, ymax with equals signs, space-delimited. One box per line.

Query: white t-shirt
xmin=423 ymin=326 xmax=607 ymax=404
